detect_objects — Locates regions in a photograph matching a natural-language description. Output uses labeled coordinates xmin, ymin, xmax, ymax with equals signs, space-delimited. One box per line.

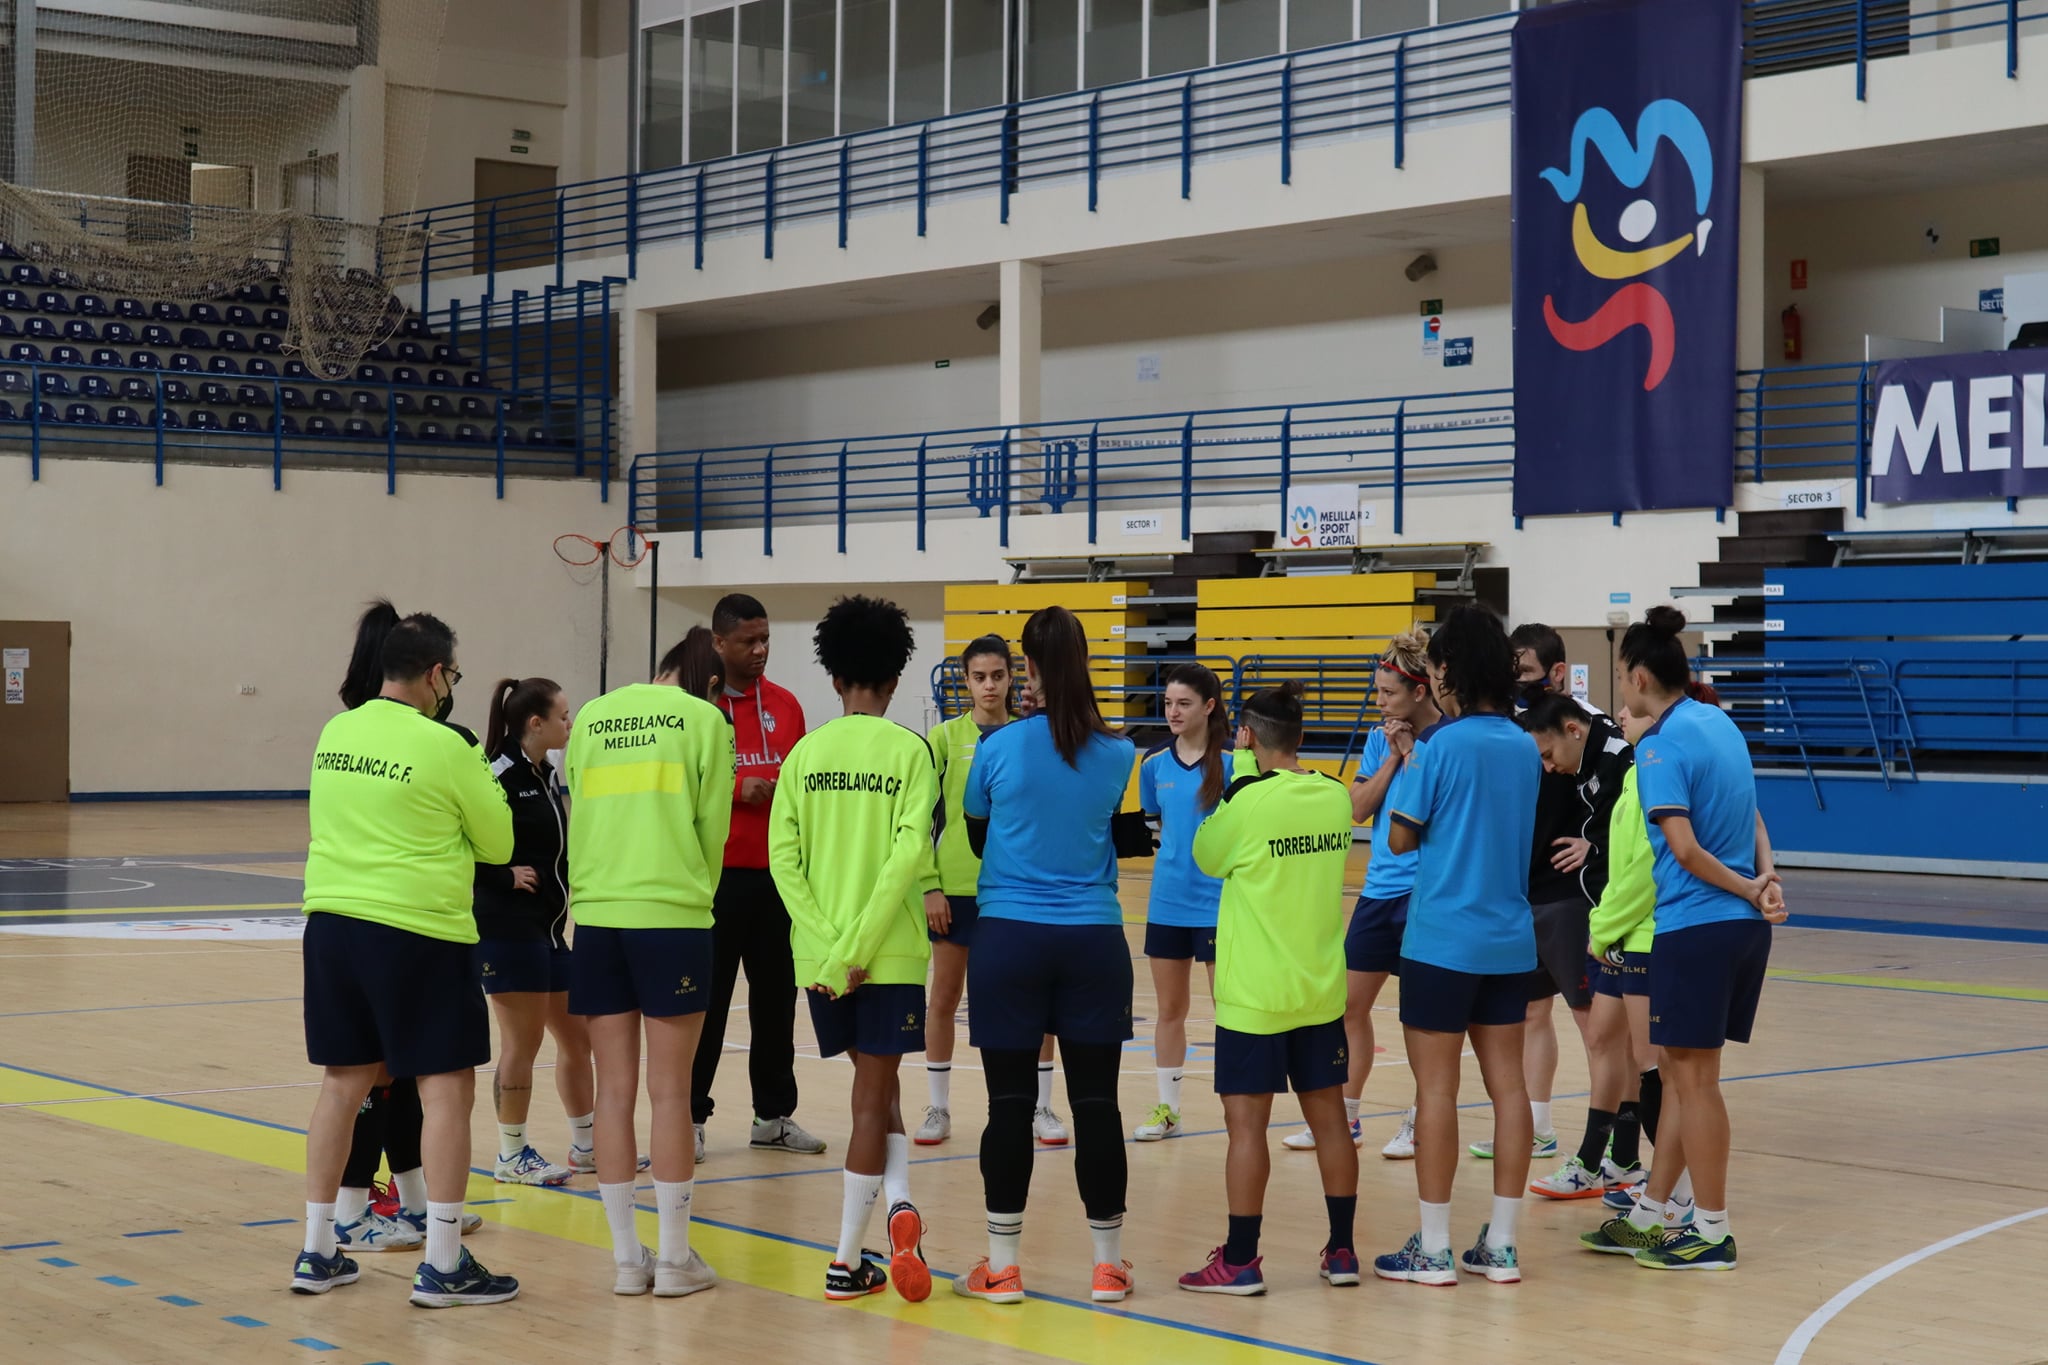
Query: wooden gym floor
xmin=3 ymin=801 xmax=2045 ymax=1365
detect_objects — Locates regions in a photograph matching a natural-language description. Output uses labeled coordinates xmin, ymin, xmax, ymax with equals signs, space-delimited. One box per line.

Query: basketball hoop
xmin=553 ymin=526 xmax=657 ymax=694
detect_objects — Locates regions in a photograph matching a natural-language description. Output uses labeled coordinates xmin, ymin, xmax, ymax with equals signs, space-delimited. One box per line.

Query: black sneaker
xmin=409 ymin=1247 xmax=520 ymax=1308
xmin=824 ymin=1255 xmax=888 ymax=1301
xmin=290 ymin=1249 xmax=360 ymax=1295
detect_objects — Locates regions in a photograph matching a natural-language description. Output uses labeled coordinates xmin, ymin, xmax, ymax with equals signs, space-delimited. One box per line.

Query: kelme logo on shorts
xmin=678 ymin=976 xmax=695 ymax=994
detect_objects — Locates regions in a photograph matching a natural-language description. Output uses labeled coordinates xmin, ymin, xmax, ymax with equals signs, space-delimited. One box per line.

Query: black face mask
xmin=432 ymin=672 xmax=455 ymax=723
xmin=1517 ymin=679 xmax=1551 ymax=711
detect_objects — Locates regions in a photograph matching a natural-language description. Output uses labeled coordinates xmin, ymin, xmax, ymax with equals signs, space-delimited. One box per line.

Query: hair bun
xmin=1280 ymin=678 xmax=1307 ymax=700
xmin=1643 ymin=605 xmax=1687 ymax=637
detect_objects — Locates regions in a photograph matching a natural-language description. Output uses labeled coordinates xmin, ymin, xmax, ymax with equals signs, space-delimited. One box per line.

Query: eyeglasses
xmin=442 ymin=666 xmax=463 ymax=687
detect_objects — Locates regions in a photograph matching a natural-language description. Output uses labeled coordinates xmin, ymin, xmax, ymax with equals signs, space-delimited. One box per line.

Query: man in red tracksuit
xmin=689 ymin=593 xmax=828 ymax=1159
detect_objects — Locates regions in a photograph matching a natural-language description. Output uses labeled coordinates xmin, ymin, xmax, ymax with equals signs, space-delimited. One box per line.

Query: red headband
xmin=1380 ymin=655 xmax=1428 ymax=684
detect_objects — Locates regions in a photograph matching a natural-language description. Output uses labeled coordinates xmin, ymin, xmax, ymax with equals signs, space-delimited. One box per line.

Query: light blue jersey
xmin=1358 ymin=726 xmax=1422 ymax=900
xmin=965 ymin=715 xmax=1136 ymax=927
xmin=1390 ymin=713 xmax=1541 ymax=976
xmin=1139 ymin=741 xmax=1224 ymax=928
xmin=1636 ymin=696 xmax=1760 ymax=932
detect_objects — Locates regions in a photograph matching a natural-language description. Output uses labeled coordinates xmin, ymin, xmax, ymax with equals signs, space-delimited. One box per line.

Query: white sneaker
xmin=1033 ymin=1106 xmax=1069 ymax=1146
xmin=567 ymin=1146 xmax=651 ymax=1176
xmin=654 ymin=1247 xmax=718 ymax=1298
xmin=1133 ymin=1103 xmax=1180 ymax=1141
xmin=1529 ymin=1156 xmax=1606 ymax=1200
xmin=750 ymin=1116 xmax=827 ymax=1154
xmin=914 ymin=1105 xmax=951 ymax=1146
xmin=495 ymin=1145 xmax=573 ymax=1187
xmin=1469 ymin=1131 xmax=1557 ymax=1159
xmin=694 ymin=1124 xmax=707 ymax=1163
xmin=1382 ymin=1109 xmax=1416 ymax=1160
xmin=1282 ymin=1127 xmax=1318 ymax=1151
xmin=614 ymin=1245 xmax=656 ymax=1296
xmin=1601 ymin=1156 xmax=1648 ymax=1189
xmin=334 ymin=1210 xmax=422 ymax=1253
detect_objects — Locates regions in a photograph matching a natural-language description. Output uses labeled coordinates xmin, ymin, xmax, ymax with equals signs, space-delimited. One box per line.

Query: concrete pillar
xmin=10 ymin=0 xmax=34 ymax=188
xmin=619 ymin=301 xmax=661 ymax=472
xmin=998 ymin=258 xmax=1042 ymax=429
xmin=1738 ymin=166 xmax=1766 ymax=372
xmin=344 ymin=64 xmax=387 ymax=271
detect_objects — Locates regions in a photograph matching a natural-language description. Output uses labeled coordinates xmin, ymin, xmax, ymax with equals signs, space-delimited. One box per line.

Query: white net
xmin=0 ymin=0 xmax=448 ymax=378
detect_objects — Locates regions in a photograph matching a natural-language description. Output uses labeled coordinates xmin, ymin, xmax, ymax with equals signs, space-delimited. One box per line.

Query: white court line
xmin=1774 ymin=1205 xmax=2048 ymax=1365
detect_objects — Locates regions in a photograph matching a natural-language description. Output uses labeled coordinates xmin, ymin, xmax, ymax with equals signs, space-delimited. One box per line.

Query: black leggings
xmin=980 ymin=1041 xmax=1125 ymax=1221
xmin=340 ymin=1077 xmax=423 ymax=1188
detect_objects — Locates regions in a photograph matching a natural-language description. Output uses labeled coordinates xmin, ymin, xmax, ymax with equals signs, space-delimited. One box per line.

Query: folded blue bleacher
xmin=161 ymin=379 xmax=192 ymax=403
xmin=24 ymin=316 xmax=56 ymax=340
xmin=51 ymin=344 xmax=81 ymax=366
xmin=107 ymin=404 xmax=142 ymax=427
xmin=169 ymin=353 xmax=199 ymax=373
xmin=245 ymin=357 xmax=278 ymax=378
xmin=63 ymin=319 xmax=94 ymax=341
xmin=128 ymin=349 xmax=160 ymax=369
xmin=79 ymin=375 xmax=112 ymax=400
xmin=64 ymin=402 xmax=98 ymax=424
xmin=188 ymin=409 xmax=224 ymax=432
xmin=102 ymin=321 xmax=133 ymax=343
xmin=37 ymin=292 xmax=70 ymax=315
xmin=208 ymin=355 xmax=240 ymax=375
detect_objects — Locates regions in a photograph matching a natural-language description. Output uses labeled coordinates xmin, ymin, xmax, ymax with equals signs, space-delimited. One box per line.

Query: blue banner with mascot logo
xmin=1511 ymin=0 xmax=1742 ymax=517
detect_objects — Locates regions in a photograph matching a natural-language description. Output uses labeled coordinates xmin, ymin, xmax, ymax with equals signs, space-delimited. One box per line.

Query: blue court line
xmin=2 ymin=1240 xmax=60 ymax=1250
xmin=290 ymin=1339 xmax=339 ymax=1352
xmin=1790 ymin=915 xmax=2048 ymax=946
xmin=466 ymin=1197 xmax=514 ymax=1206
xmin=0 ymin=997 xmax=299 ymax=1021
xmin=221 ymin=1314 xmax=267 ymax=1328
xmin=240 ymin=1218 xmax=294 ymax=1228
xmin=39 ymin=1256 xmax=76 ymax=1267
xmin=159 ymin=1294 xmax=200 ymax=1307
xmin=121 ymin=1228 xmax=181 ymax=1238
xmin=97 ymin=1275 xmax=137 ymax=1286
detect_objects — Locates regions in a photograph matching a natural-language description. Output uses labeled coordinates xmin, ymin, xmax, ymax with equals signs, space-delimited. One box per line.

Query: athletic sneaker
xmin=1601 ymin=1157 xmax=1648 ymax=1190
xmin=409 ymin=1248 xmax=520 ymax=1308
xmin=1469 ymin=1132 xmax=1558 ymax=1159
xmin=1319 ymin=1247 xmax=1361 ymax=1286
xmin=914 ymin=1105 xmax=951 ymax=1145
xmin=495 ymin=1145 xmax=572 ymax=1187
xmin=1178 ymin=1247 xmax=1265 ymax=1296
xmin=1459 ymin=1228 xmax=1521 ymax=1284
xmin=951 ymin=1258 xmax=1025 ymax=1304
xmin=1634 ymin=1229 xmax=1737 ymax=1271
xmin=396 ymin=1208 xmax=482 ymax=1237
xmin=1529 ymin=1156 xmax=1606 ymax=1200
xmin=654 ymin=1247 xmax=719 ymax=1297
xmin=1092 ymin=1260 xmax=1134 ymax=1303
xmin=825 ymin=1257 xmax=888 ymax=1300
xmin=369 ymin=1180 xmax=400 ymax=1220
xmin=694 ymin=1124 xmax=707 ymax=1163
xmin=1372 ymin=1233 xmax=1456 ymax=1286
xmin=750 ymin=1116 xmax=827 ymax=1154
xmin=1033 ymin=1105 xmax=1069 ymax=1146
xmin=1664 ymin=1198 xmax=1698 ymax=1231
xmin=1580 ymin=1216 xmax=1667 ymax=1256
xmin=1382 ymin=1110 xmax=1416 ymax=1160
xmin=886 ymin=1201 xmax=931 ymax=1303
xmin=289 ymin=1249 xmax=359 ymax=1295
xmin=1134 ymin=1103 xmax=1181 ymax=1141
xmin=1602 ymin=1182 xmax=1644 ymax=1214
xmin=568 ymin=1146 xmax=651 ymax=1175
xmin=1282 ymin=1118 xmax=1363 ymax=1150
xmin=614 ymin=1245 xmax=656 ymax=1296
xmin=335 ymin=1210 xmax=423 ymax=1253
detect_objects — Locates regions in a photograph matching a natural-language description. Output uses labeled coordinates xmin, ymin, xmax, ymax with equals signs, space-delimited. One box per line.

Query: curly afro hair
xmin=814 ymin=595 xmax=917 ymax=686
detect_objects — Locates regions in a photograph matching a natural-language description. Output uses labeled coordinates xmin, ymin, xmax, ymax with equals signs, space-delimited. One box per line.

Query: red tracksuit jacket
xmin=715 ymin=676 xmax=806 ymax=869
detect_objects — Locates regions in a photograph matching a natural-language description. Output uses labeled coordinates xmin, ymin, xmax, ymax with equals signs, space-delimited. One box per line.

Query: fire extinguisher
xmin=1781 ymin=303 xmax=1803 ymax=362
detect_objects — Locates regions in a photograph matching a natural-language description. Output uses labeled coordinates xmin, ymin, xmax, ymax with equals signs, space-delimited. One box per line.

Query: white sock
xmin=987 ymin=1208 xmax=1023 ymax=1271
xmin=1629 ymin=1193 xmax=1669 ymax=1231
xmin=1671 ymin=1169 xmax=1696 ymax=1207
xmin=837 ymin=1171 xmax=883 ymax=1265
xmin=393 ymin=1167 xmax=428 ymax=1216
xmin=335 ymin=1187 xmax=369 ymax=1226
xmin=655 ymin=1179 xmax=694 ymax=1265
xmin=568 ymin=1112 xmax=595 ymax=1154
xmin=883 ymin=1133 xmax=912 ymax=1210
xmin=1344 ymin=1096 xmax=1361 ymax=1122
xmin=498 ymin=1122 xmax=527 ymax=1160
xmin=1036 ymin=1062 xmax=1055 ymax=1110
xmin=425 ymin=1201 xmax=464 ymax=1273
xmin=304 ymin=1201 xmax=337 ymax=1257
xmin=1089 ymin=1215 xmax=1123 ymax=1267
xmin=600 ymin=1181 xmax=641 ymax=1265
xmin=1487 ymin=1195 xmax=1520 ymax=1250
xmin=1693 ymin=1207 xmax=1730 ymax=1244
xmin=1530 ymin=1100 xmax=1553 ymax=1136
xmin=1156 ymin=1066 xmax=1183 ymax=1111
xmin=927 ymin=1063 xmax=952 ymax=1110
xmin=1418 ymin=1200 xmax=1452 ymax=1256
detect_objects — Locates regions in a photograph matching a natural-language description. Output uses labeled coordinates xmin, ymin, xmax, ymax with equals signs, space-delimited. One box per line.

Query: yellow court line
xmin=0 ymin=903 xmax=303 ymax=919
xmin=0 ymin=1064 xmax=1336 ymax=1365
xmin=1767 ymin=969 xmax=2048 ymax=1004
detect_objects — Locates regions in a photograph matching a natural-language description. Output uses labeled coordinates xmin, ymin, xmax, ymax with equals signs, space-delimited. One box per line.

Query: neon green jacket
xmin=771 ymin=714 xmax=937 ymax=991
xmin=1588 ymin=767 xmax=1656 ymax=957
xmin=565 ymin=683 xmax=735 ymax=929
xmin=926 ymin=712 xmax=1002 ymax=896
xmin=1195 ymin=767 xmax=1355 ymax=1035
xmin=304 ymin=699 xmax=513 ymax=943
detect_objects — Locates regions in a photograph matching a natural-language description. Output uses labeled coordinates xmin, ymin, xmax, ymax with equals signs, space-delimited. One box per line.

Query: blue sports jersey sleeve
xmin=1359 ymin=727 xmax=1389 ymax=782
xmin=1139 ymin=747 xmax=1160 ymax=814
xmin=1388 ymin=728 xmax=1437 ymax=833
xmin=963 ymin=740 xmax=992 ymax=820
xmin=1635 ymin=727 xmax=1689 ymax=823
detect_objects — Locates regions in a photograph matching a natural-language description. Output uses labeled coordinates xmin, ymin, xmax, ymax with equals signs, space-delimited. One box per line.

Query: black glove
xmin=1110 ymin=810 xmax=1158 ymax=859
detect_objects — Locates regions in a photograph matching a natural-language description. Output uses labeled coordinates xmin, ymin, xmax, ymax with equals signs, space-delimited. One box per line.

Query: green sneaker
xmin=1580 ymin=1217 xmax=1668 ymax=1256
xmin=1469 ymin=1132 xmax=1558 ymax=1160
xmin=1133 ymin=1102 xmax=1181 ymax=1142
xmin=1634 ymin=1229 xmax=1737 ymax=1271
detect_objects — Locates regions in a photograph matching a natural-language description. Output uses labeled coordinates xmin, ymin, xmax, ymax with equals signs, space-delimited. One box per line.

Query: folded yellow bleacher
xmin=943 ymin=582 xmax=1147 ymax=718
xmin=1196 ymin=573 xmax=1434 ymax=662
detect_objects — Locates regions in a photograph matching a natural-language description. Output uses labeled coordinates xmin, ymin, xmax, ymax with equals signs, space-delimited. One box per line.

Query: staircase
xmin=1679 ymin=508 xmax=1842 ymax=663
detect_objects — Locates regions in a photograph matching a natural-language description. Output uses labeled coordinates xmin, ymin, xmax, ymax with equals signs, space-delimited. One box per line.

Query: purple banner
xmin=1869 ymin=350 xmax=2048 ymax=504
xmin=1511 ymin=0 xmax=1743 ymax=517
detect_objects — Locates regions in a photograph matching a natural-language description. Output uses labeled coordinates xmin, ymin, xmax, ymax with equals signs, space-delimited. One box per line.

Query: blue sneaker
xmin=290 ymin=1249 xmax=359 ymax=1295
xmin=1602 ymin=1184 xmax=1641 ymax=1213
xmin=1319 ymin=1246 xmax=1360 ymax=1286
xmin=1372 ymin=1233 xmax=1456 ymax=1287
xmin=409 ymin=1247 xmax=521 ymax=1308
xmin=1459 ymin=1226 xmax=1521 ymax=1284
xmin=1634 ymin=1228 xmax=1737 ymax=1271
xmin=1178 ymin=1246 xmax=1266 ymax=1296
xmin=397 ymin=1207 xmax=483 ymax=1236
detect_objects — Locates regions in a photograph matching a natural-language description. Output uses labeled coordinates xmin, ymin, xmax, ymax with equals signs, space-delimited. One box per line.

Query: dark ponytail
xmin=1021 ymin=605 xmax=1107 ymax=767
xmin=657 ymin=626 xmax=723 ymax=700
xmin=1425 ymin=606 xmax=1516 ymax=716
xmin=485 ymin=676 xmax=562 ymax=762
xmin=338 ymin=599 xmax=400 ymax=710
xmin=1619 ymin=606 xmax=1692 ymax=692
xmin=1165 ymin=662 xmax=1229 ymax=808
xmin=1240 ymin=678 xmax=1307 ymax=752
xmin=1686 ymin=679 xmax=1721 ymax=706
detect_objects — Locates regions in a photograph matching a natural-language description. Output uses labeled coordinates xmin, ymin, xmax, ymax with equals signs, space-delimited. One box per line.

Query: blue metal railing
xmin=389 ymin=0 xmax=2047 ymax=296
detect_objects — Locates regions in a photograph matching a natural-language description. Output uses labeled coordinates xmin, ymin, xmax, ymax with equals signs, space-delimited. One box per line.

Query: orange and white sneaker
xmin=886 ymin=1201 xmax=931 ymax=1303
xmin=950 ymin=1258 xmax=1025 ymax=1304
xmin=1091 ymin=1259 xmax=1134 ymax=1303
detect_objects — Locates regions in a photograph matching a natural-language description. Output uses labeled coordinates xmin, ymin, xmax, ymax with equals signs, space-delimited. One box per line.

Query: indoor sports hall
xmin=3 ymin=2 xmax=2047 ymax=1363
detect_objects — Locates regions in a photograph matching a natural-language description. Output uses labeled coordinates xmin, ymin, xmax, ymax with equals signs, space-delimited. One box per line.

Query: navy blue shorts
xmin=302 ymin=912 xmax=490 ymax=1079
xmin=931 ymin=894 xmax=980 ymax=947
xmin=1650 ymin=919 xmax=1771 ymax=1049
xmin=475 ymin=939 xmax=573 ymax=995
xmin=569 ymin=925 xmax=714 ymax=1019
xmin=1590 ymin=949 xmax=1652 ymax=999
xmin=808 ymin=982 xmax=927 ymax=1059
xmin=1345 ymin=894 xmax=1409 ymax=975
xmin=1143 ymin=922 xmax=1217 ymax=963
xmin=968 ymin=917 xmax=1134 ymax=1051
xmin=1397 ymin=957 xmax=1528 ymax=1033
xmin=1214 ymin=1019 xmax=1349 ymax=1096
